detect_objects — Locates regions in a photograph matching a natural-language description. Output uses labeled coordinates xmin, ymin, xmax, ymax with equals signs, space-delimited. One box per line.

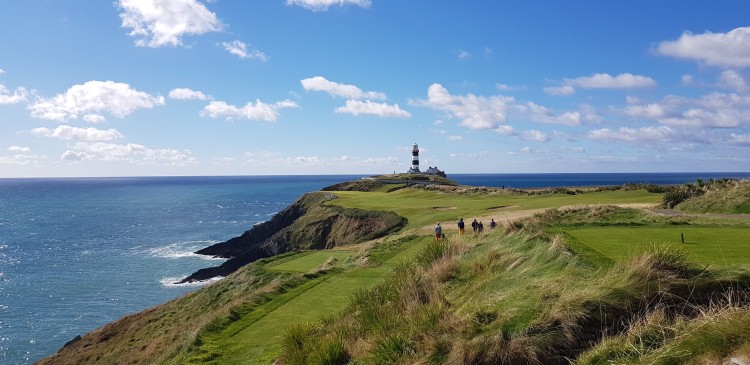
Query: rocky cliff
xmin=179 ymin=191 xmax=406 ymax=283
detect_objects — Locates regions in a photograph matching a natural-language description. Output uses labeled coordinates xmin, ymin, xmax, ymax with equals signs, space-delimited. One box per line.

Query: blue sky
xmin=1 ymin=0 xmax=750 ymax=177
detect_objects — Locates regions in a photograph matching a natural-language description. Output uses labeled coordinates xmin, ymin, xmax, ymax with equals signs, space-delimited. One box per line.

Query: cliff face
xmin=180 ymin=191 xmax=406 ymax=283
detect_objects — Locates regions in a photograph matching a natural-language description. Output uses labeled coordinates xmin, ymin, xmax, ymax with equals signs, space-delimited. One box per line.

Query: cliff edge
xmin=179 ymin=190 xmax=406 ymax=283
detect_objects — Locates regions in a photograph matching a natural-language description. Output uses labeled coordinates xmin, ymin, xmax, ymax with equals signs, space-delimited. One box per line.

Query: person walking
xmin=489 ymin=219 xmax=497 ymax=229
xmin=434 ymin=222 xmax=442 ymax=241
xmin=457 ymin=218 xmax=465 ymax=235
xmin=471 ymin=219 xmax=478 ymax=233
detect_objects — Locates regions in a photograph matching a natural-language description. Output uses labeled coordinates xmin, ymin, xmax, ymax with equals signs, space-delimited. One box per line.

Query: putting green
xmin=562 ymin=226 xmax=750 ymax=268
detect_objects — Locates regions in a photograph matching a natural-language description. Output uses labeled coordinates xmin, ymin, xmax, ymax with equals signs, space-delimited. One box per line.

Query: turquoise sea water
xmin=1 ymin=173 xmax=749 ymax=364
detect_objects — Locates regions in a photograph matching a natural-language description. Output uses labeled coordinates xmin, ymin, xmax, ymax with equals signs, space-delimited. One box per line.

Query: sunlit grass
xmin=562 ymin=226 xmax=750 ymax=268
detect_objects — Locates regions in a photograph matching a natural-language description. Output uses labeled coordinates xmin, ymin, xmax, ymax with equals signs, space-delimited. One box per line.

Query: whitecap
xmin=148 ymin=241 xmax=224 ymax=260
xmin=160 ymin=276 xmax=224 ymax=287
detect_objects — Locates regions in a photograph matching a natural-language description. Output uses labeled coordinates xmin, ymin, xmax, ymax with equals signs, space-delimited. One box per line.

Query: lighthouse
xmin=405 ymin=143 xmax=447 ymax=177
xmin=409 ymin=143 xmax=420 ymax=173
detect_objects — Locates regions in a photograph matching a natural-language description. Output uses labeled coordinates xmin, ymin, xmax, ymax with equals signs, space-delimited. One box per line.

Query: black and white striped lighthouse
xmin=410 ymin=143 xmax=420 ymax=173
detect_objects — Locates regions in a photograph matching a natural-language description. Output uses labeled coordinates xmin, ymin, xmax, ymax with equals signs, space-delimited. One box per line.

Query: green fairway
xmin=562 ymin=226 xmax=750 ymax=268
xmin=266 ymin=250 xmax=356 ymax=272
xmin=329 ymin=188 xmax=661 ymax=229
xmin=183 ymin=236 xmax=433 ymax=365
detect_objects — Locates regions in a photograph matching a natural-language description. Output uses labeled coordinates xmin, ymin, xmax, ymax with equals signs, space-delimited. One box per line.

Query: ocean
xmin=2 ymin=172 xmax=749 ymax=364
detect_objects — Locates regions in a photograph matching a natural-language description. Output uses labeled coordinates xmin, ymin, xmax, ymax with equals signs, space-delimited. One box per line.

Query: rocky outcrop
xmin=180 ymin=191 xmax=406 ymax=283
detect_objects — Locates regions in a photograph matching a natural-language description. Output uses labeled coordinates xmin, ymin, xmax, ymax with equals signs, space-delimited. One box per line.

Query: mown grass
xmin=561 ymin=226 xmax=750 ymax=268
xmin=328 ymin=187 xmax=661 ymax=230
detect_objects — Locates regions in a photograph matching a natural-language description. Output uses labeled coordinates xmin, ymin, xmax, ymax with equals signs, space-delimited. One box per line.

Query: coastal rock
xmin=180 ymin=191 xmax=406 ymax=283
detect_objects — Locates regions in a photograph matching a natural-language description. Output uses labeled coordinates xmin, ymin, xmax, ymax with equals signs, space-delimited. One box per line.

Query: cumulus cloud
xmin=220 ymin=40 xmax=268 ymax=61
xmin=418 ymin=83 xmax=515 ymax=130
xmin=496 ymin=83 xmax=512 ymax=91
xmin=335 ymin=100 xmax=411 ymax=118
xmin=0 ymin=83 xmax=29 ymax=104
xmin=286 ymin=0 xmax=371 ymax=11
xmin=521 ymin=129 xmax=550 ymax=142
xmin=169 ymin=87 xmax=210 ymax=100
xmin=622 ymin=91 xmax=750 ymax=128
xmin=566 ymin=73 xmax=657 ymax=89
xmin=543 ymin=85 xmax=575 ymax=96
xmin=718 ymin=70 xmax=749 ymax=93
xmin=300 ymin=76 xmax=386 ymax=100
xmin=31 ymin=125 xmax=124 ymax=141
xmin=523 ymin=101 xmax=582 ymax=125
xmin=28 ymin=80 xmax=165 ymax=122
xmin=657 ymin=27 xmax=750 ymax=68
xmin=201 ymin=99 xmax=299 ymax=121
xmin=117 ymin=0 xmax=222 ymax=47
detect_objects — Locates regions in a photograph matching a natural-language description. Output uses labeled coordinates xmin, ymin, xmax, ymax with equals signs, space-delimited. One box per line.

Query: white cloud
xmin=447 ymin=135 xmax=463 ymax=141
xmin=220 ymin=40 xmax=268 ymax=61
xmin=543 ymin=85 xmax=575 ymax=96
xmin=566 ymin=73 xmax=657 ymax=89
xmin=418 ymin=83 xmax=515 ymax=130
xmin=496 ymin=83 xmax=511 ymax=91
xmin=31 ymin=125 xmax=124 ymax=141
xmin=588 ymin=126 xmax=677 ymax=143
xmin=520 ymin=146 xmax=533 ymax=154
xmin=201 ymin=99 xmax=298 ymax=121
xmin=0 ymin=153 xmax=45 ymax=166
xmin=300 ymin=76 xmax=386 ymax=100
xmin=66 ymin=142 xmax=196 ymax=165
xmin=117 ymin=0 xmax=222 ymax=47
xmin=0 ymin=68 xmax=5 ymax=74
xmin=0 ymin=83 xmax=29 ymax=104
xmin=286 ymin=0 xmax=371 ymax=11
xmin=524 ymin=101 xmax=582 ymax=125
xmin=457 ymin=49 xmax=471 ymax=59
xmin=682 ymin=74 xmax=694 ymax=86
xmin=8 ymin=146 xmax=30 ymax=153
xmin=169 ymin=87 xmax=210 ymax=100
xmin=61 ymin=150 xmax=92 ymax=161
xmin=521 ymin=129 xmax=550 ymax=142
xmin=657 ymin=27 xmax=750 ymax=68
xmin=622 ymin=91 xmax=750 ymax=128
xmin=658 ymin=92 xmax=750 ymax=128
xmin=28 ymin=80 xmax=165 ymax=122
xmin=718 ymin=70 xmax=749 ymax=93
xmin=495 ymin=125 xmax=516 ymax=136
xmin=359 ymin=157 xmax=399 ymax=165
xmin=335 ymin=100 xmax=411 ymax=118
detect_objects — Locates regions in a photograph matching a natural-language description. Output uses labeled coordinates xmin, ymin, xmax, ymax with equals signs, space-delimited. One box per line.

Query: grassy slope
xmin=676 ymin=179 xmax=750 ymax=214
xmin=38 ymin=184 xmax=750 ymax=365
xmin=166 ymin=236 xmax=433 ymax=365
xmin=280 ymin=228 xmax=750 ymax=364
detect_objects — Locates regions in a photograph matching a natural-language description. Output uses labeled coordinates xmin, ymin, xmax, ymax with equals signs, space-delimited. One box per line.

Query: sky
xmin=1 ymin=0 xmax=750 ymax=177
